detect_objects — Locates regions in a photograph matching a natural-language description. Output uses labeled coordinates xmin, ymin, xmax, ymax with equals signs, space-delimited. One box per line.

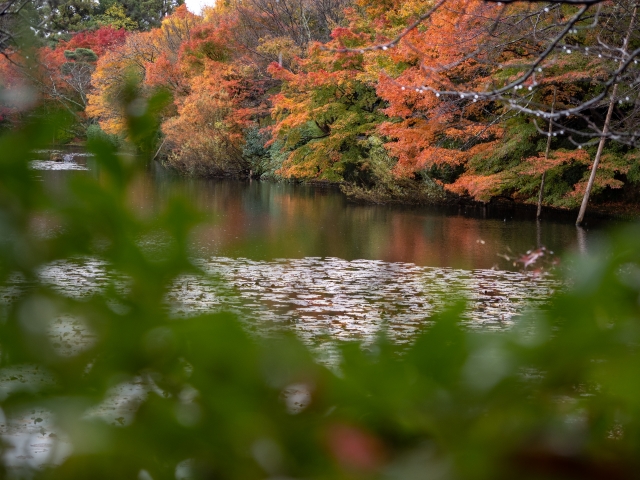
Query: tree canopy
xmin=2 ymin=0 xmax=640 ymax=215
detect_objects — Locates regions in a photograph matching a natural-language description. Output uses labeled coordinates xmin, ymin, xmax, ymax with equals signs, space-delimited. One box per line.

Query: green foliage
xmin=63 ymin=47 xmax=98 ymax=62
xmin=629 ymin=162 xmax=640 ymax=185
xmin=242 ymin=126 xmax=283 ymax=179
xmin=264 ymin=138 xmax=291 ymax=181
xmin=469 ymin=117 xmax=539 ymax=175
xmin=341 ymin=135 xmax=447 ymax=203
xmin=36 ymin=0 xmax=181 ymax=39
xmin=517 ymin=162 xmax=588 ymax=208
xmin=97 ymin=0 xmax=184 ymax=30
xmin=274 ymin=76 xmax=387 ymax=182
xmin=61 ymin=47 xmax=98 ymax=77
xmin=40 ymin=0 xmax=97 ymax=36
xmin=426 ymin=162 xmax=465 ymax=184
xmin=86 ymin=122 xmax=123 ymax=148
xmin=2 ymin=88 xmax=640 ymax=480
xmin=95 ymin=3 xmax=138 ymax=30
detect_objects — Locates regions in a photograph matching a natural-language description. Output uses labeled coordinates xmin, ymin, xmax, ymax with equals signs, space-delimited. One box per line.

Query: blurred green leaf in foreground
xmin=0 ymin=91 xmax=640 ymax=480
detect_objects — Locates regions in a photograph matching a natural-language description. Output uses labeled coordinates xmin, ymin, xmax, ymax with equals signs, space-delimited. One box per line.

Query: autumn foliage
xmin=6 ymin=0 xmax=640 ymax=209
xmin=162 ymin=61 xmax=254 ymax=175
xmin=268 ymin=35 xmax=385 ymax=182
xmin=265 ymin=0 xmax=640 ymax=208
xmin=0 ymin=27 xmax=128 ymax=129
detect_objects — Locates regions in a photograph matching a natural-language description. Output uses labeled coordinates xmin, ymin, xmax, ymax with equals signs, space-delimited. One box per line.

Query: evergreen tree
xmin=97 ymin=0 xmax=185 ymax=30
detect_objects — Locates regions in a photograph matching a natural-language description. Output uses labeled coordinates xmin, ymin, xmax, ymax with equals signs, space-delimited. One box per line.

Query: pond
xmin=32 ymin=148 xmax=592 ymax=267
xmin=0 ymin=148 xmax=599 ymax=473
xmin=27 ymin=148 xmax=593 ymax=348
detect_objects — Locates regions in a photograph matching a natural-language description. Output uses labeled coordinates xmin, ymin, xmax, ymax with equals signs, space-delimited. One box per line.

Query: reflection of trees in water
xmin=143 ymin=181 xmax=583 ymax=269
xmin=29 ymin=164 xmax=588 ymax=269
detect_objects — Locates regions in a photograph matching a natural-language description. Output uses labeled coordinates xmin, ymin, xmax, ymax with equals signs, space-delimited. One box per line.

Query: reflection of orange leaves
xmin=519 ymin=247 xmax=547 ymax=269
xmin=325 ymin=423 xmax=386 ymax=473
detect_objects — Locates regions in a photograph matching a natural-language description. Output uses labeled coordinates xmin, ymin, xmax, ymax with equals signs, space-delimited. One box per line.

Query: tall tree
xmin=576 ymin=3 xmax=639 ymax=225
xmin=268 ymin=28 xmax=386 ymax=183
xmin=97 ymin=0 xmax=184 ymax=30
xmin=87 ymin=5 xmax=200 ymax=134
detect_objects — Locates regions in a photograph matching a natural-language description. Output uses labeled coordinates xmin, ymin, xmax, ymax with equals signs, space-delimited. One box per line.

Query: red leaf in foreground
xmin=325 ymin=423 xmax=386 ymax=473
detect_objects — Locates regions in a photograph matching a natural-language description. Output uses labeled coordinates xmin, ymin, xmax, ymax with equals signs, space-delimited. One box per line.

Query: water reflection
xmin=30 ymin=149 xmax=90 ymax=171
xmin=171 ymin=257 xmax=559 ymax=342
xmin=576 ymin=226 xmax=589 ymax=254
xmin=1 ymin=149 xmax=597 ymax=473
xmin=34 ymin=154 xmax=592 ymax=270
xmin=27 ymin=149 xmax=586 ymax=354
xmin=26 ymin=149 xmax=579 ymax=355
xmin=143 ymin=175 xmax=592 ymax=269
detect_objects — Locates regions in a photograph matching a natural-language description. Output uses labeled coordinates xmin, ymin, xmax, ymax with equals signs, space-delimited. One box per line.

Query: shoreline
xmin=46 ymin=144 xmax=640 ymax=225
xmin=279 ymin=178 xmax=640 ymax=226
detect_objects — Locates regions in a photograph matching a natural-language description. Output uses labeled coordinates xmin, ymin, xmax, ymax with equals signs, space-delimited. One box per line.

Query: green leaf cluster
xmin=94 ymin=4 xmax=138 ymax=31
xmin=275 ymin=78 xmax=387 ymax=183
xmin=63 ymin=47 xmax=98 ymax=62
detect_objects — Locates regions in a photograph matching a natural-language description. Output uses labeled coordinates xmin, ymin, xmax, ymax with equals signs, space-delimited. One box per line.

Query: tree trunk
xmin=537 ymin=87 xmax=556 ymax=220
xmin=576 ymin=4 xmax=638 ymax=226
xmin=575 ymin=84 xmax=619 ymax=226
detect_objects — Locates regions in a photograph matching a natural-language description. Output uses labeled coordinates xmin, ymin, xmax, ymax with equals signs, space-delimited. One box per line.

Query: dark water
xmin=24 ymin=149 xmax=594 ymax=350
xmin=32 ymin=149 xmax=592 ymax=271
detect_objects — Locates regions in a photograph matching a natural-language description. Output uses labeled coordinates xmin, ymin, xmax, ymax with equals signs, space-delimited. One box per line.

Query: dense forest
xmin=1 ymin=0 xmax=640 ymax=216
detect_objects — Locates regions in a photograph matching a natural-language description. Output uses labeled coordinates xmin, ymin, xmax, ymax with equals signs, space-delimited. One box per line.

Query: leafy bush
xmin=1 ymin=102 xmax=640 ymax=479
xmin=341 ymin=136 xmax=447 ymax=204
xmin=86 ymin=123 xmax=123 ymax=148
xmin=242 ymin=126 xmax=283 ymax=180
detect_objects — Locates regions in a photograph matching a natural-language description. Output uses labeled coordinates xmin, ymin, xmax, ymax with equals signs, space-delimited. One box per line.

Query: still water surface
xmin=34 ymin=149 xmax=589 ymax=270
xmin=27 ymin=149 xmax=592 ymax=348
